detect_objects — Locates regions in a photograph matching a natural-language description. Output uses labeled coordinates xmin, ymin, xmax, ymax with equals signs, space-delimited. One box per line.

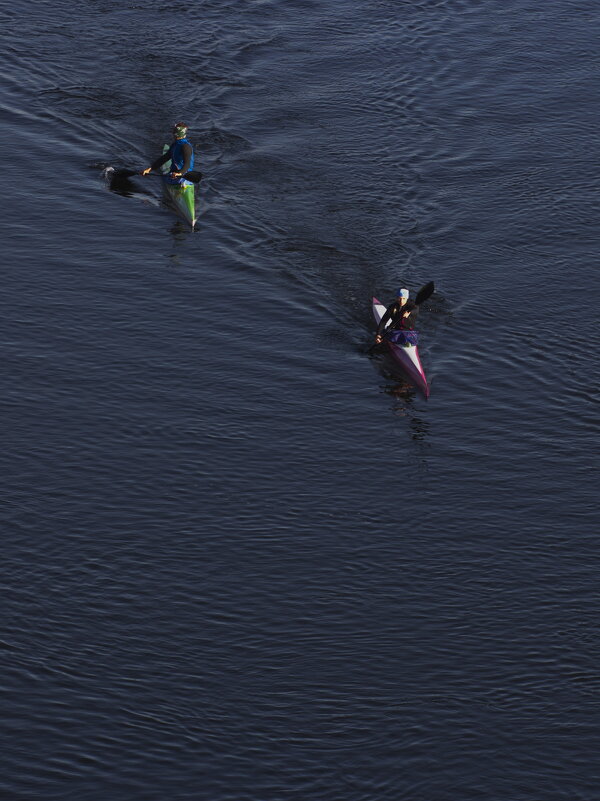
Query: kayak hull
xmin=160 ymin=145 xmax=196 ymax=229
xmin=372 ymin=297 xmax=429 ymax=398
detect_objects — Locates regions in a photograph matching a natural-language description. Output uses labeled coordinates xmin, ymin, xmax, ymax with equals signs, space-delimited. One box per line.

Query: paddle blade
xmin=415 ymin=281 xmax=435 ymax=306
xmin=103 ymin=167 xmax=139 ymax=195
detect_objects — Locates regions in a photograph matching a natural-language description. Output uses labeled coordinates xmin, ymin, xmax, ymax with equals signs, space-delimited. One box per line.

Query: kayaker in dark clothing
xmin=375 ymin=287 xmax=419 ymax=346
xmin=141 ymin=122 xmax=194 ymax=184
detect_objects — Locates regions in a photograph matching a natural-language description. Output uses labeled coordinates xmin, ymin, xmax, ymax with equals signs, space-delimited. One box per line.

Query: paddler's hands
xmin=375 ymin=334 xmax=383 ymax=344
xmin=141 ymin=168 xmax=152 ymax=176
xmin=170 ymin=171 xmax=183 ymax=179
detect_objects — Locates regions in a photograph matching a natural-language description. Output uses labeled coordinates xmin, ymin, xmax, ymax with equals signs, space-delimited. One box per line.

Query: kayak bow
xmin=160 ymin=144 xmax=196 ymax=229
xmin=372 ymin=297 xmax=430 ymax=398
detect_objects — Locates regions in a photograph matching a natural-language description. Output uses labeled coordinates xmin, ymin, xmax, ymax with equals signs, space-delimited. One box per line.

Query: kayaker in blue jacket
xmin=375 ymin=288 xmax=419 ymax=346
xmin=141 ymin=122 xmax=194 ymax=184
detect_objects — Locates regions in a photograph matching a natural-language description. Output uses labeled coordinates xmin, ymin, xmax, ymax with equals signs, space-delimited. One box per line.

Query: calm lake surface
xmin=1 ymin=1 xmax=598 ymax=799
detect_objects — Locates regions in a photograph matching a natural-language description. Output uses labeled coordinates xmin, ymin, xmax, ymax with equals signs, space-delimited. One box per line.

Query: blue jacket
xmin=169 ymin=137 xmax=194 ymax=172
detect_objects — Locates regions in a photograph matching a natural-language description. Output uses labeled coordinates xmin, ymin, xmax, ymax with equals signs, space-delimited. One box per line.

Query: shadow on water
xmin=167 ymin=220 xmax=196 ymax=243
xmin=100 ymin=165 xmax=154 ymax=199
xmin=369 ymin=353 xmax=431 ymax=446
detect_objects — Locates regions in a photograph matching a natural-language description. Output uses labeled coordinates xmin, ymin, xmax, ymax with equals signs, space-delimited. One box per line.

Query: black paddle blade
xmin=103 ymin=167 xmax=138 ymax=195
xmin=415 ymin=281 xmax=435 ymax=306
xmin=368 ymin=341 xmax=386 ymax=356
xmin=182 ymin=170 xmax=202 ymax=183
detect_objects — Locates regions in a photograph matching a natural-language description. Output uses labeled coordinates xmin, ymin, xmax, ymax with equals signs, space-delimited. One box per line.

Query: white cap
xmin=395 ymin=288 xmax=409 ymax=299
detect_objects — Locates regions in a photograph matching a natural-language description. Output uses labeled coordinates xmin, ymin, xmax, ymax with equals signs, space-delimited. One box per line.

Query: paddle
xmin=414 ymin=281 xmax=435 ymax=307
xmin=111 ymin=167 xmax=203 ymax=183
xmin=370 ymin=281 xmax=435 ymax=353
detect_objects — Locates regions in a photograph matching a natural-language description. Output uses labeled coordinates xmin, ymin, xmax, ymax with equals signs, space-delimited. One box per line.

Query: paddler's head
xmin=395 ymin=287 xmax=409 ymax=306
xmin=172 ymin=122 xmax=188 ymax=139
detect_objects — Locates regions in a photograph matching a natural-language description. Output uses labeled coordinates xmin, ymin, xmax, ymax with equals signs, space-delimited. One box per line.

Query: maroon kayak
xmin=372 ymin=297 xmax=430 ymax=398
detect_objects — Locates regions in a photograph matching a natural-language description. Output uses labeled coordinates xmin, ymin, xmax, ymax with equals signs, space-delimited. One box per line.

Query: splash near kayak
xmin=372 ymin=297 xmax=430 ymax=398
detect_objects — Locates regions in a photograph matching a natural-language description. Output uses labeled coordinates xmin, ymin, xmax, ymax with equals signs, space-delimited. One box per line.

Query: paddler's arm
xmin=141 ymin=149 xmax=173 ymax=176
xmin=375 ymin=304 xmax=396 ymax=342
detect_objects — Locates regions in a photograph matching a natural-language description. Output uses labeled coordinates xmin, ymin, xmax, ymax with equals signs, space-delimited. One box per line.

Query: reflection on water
xmin=384 ymin=381 xmax=414 ymax=406
xmin=381 ymin=379 xmax=430 ymax=440
xmin=168 ymin=221 xmax=196 ymax=242
xmin=369 ymin=353 xmax=431 ymax=444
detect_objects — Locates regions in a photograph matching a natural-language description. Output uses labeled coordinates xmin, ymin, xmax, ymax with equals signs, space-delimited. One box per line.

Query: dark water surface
xmin=1 ymin=1 xmax=599 ymax=799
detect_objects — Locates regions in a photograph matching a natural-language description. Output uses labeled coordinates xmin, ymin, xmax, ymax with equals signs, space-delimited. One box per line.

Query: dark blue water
xmin=1 ymin=1 xmax=599 ymax=799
